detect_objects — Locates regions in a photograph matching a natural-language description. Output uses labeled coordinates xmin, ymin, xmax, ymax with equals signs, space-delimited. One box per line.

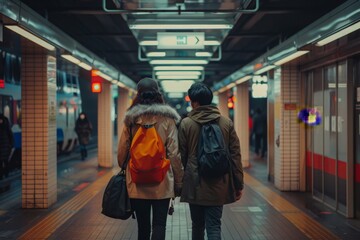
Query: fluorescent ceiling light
xmin=78 ymin=62 xmax=92 ymax=71
xmin=235 ymin=75 xmax=252 ymax=84
xmin=161 ymin=80 xmax=195 ymax=93
xmin=61 ymin=54 xmax=81 ymax=64
xmin=156 ymin=71 xmax=202 ymax=76
xmin=129 ymin=24 xmax=233 ymax=30
xmin=204 ymin=40 xmax=221 ymax=46
xmin=154 ymin=66 xmax=204 ymax=71
xmin=150 ymin=60 xmax=208 ymax=65
xmin=147 ymin=52 xmax=166 ymax=57
xmin=117 ymin=82 xmax=126 ymax=88
xmin=316 ymin=21 xmax=360 ymax=46
xmin=196 ymin=52 xmax=212 ymax=57
xmin=254 ymin=65 xmax=276 ymax=75
xmin=94 ymin=70 xmax=112 ymax=81
xmin=139 ymin=40 xmax=158 ymax=46
xmin=5 ymin=25 xmax=55 ymax=51
xmin=167 ymin=92 xmax=184 ymax=98
xmin=157 ymin=75 xmax=199 ymax=80
xmin=140 ymin=40 xmax=220 ymax=46
xmin=61 ymin=54 xmax=92 ymax=71
xmin=274 ymin=51 xmax=309 ymax=66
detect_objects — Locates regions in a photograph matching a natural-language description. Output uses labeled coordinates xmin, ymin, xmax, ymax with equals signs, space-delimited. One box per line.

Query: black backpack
xmin=197 ymin=120 xmax=230 ymax=178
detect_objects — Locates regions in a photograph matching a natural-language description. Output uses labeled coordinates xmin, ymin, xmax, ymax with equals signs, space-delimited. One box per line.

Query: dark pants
xmin=189 ymin=204 xmax=223 ymax=240
xmin=80 ymin=144 xmax=87 ymax=160
xmin=254 ymin=133 xmax=262 ymax=155
xmin=131 ymin=198 xmax=170 ymax=240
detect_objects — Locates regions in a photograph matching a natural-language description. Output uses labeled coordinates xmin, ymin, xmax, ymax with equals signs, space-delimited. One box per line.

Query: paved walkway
xmin=18 ymin=170 xmax=339 ymax=240
xmin=2 ymin=148 xmax=359 ymax=239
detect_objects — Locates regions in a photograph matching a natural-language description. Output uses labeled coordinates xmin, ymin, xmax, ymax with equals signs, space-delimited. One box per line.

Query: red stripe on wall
xmin=324 ymin=157 xmax=336 ymax=176
xmin=306 ymin=151 xmax=312 ymax=168
xmin=305 ymin=151 xmax=357 ymax=181
xmin=356 ymin=164 xmax=360 ymax=183
xmin=337 ymin=161 xmax=347 ymax=180
xmin=313 ymin=153 xmax=323 ymax=170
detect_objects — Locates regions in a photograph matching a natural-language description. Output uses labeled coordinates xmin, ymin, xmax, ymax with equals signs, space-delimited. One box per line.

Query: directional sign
xmin=157 ymin=32 xmax=205 ymax=49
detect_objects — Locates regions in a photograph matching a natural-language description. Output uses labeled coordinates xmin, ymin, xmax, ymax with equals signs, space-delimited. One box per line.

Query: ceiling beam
xmin=75 ymin=33 xmax=134 ymax=38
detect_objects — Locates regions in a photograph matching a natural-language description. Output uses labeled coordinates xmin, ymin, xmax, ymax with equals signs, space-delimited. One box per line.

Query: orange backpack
xmin=129 ymin=124 xmax=170 ymax=184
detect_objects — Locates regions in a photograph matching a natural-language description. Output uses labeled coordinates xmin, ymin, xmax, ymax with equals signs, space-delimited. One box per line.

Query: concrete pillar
xmin=98 ymin=81 xmax=113 ymax=168
xmin=117 ymin=87 xmax=130 ymax=138
xmin=233 ymin=83 xmax=250 ymax=168
xmin=21 ymin=43 xmax=57 ymax=208
xmin=218 ymin=91 xmax=229 ymax=117
xmin=273 ymin=66 xmax=301 ymax=191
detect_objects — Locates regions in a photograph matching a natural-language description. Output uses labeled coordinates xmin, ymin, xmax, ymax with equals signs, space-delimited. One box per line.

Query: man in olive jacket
xmin=178 ymin=82 xmax=244 ymax=240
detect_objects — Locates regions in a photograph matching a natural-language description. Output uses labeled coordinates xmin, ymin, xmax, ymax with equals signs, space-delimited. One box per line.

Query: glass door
xmin=354 ymin=58 xmax=360 ymax=219
xmin=305 ymin=61 xmax=348 ymax=215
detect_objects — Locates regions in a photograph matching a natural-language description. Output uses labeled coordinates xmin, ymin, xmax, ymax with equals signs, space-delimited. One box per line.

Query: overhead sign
xmin=157 ymin=32 xmax=205 ymax=49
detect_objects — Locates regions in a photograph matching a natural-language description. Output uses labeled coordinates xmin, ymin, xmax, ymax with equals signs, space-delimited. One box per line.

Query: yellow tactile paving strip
xmin=244 ymin=172 xmax=340 ymax=240
xmin=19 ymin=169 xmax=339 ymax=240
xmin=19 ymin=170 xmax=114 ymax=240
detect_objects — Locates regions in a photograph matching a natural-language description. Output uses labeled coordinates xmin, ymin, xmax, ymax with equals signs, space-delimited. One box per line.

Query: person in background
xmin=178 ymin=82 xmax=244 ymax=240
xmin=75 ymin=112 xmax=92 ymax=160
xmin=117 ymin=78 xmax=183 ymax=240
xmin=0 ymin=114 xmax=14 ymax=179
xmin=252 ymin=108 xmax=267 ymax=158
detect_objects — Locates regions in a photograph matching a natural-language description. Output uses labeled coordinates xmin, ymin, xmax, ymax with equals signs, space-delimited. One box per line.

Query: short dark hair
xmin=188 ymin=82 xmax=213 ymax=106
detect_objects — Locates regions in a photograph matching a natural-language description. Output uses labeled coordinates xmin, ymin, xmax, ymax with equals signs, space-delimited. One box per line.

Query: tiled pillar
xmin=21 ymin=44 xmax=57 ymax=208
xmin=274 ymin=66 xmax=300 ymax=191
xmin=233 ymin=83 xmax=250 ymax=168
xmin=218 ymin=91 xmax=229 ymax=117
xmin=98 ymin=81 xmax=113 ymax=168
xmin=117 ymin=87 xmax=130 ymax=138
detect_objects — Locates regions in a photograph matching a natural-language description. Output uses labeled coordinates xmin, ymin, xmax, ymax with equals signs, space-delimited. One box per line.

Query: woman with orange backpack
xmin=117 ymin=78 xmax=184 ymax=240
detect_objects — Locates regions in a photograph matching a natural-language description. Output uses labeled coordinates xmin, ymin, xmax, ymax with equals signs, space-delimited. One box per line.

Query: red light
xmin=228 ymin=95 xmax=235 ymax=109
xmin=185 ymin=95 xmax=190 ymax=102
xmin=0 ymin=79 xmax=4 ymax=88
xmin=92 ymin=81 xmax=102 ymax=93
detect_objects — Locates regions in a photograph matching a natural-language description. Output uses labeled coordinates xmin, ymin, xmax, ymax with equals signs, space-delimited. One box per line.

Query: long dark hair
xmin=130 ymin=91 xmax=164 ymax=108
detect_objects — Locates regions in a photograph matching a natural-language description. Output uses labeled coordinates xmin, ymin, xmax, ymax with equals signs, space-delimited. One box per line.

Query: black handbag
xmin=101 ymin=169 xmax=134 ymax=219
xmin=101 ymin=126 xmax=134 ymax=220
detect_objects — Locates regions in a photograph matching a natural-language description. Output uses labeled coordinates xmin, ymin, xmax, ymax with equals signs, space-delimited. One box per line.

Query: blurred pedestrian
xmin=178 ymin=82 xmax=244 ymax=240
xmin=0 ymin=114 xmax=14 ymax=179
xmin=117 ymin=78 xmax=183 ymax=240
xmin=253 ymin=108 xmax=267 ymax=158
xmin=75 ymin=112 xmax=92 ymax=160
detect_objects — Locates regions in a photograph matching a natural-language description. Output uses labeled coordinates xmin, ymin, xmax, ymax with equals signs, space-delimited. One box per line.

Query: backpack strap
xmin=121 ymin=124 xmax=132 ymax=171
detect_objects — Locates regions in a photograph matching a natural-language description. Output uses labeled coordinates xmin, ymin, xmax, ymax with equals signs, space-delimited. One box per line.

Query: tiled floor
xmin=3 ymin=150 xmax=360 ymax=239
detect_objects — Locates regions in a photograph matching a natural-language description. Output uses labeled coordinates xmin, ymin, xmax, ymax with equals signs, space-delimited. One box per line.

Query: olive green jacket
xmin=178 ymin=105 xmax=243 ymax=206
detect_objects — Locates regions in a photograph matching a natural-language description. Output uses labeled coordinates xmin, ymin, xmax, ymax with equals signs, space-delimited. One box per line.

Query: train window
xmin=0 ymin=50 xmax=4 ymax=81
xmin=57 ymin=71 xmax=66 ymax=92
xmin=0 ymin=95 xmax=14 ymax=126
xmin=14 ymin=56 xmax=21 ymax=84
xmin=4 ymin=53 xmax=14 ymax=83
xmin=66 ymin=74 xmax=72 ymax=86
xmin=66 ymin=107 xmax=69 ymax=127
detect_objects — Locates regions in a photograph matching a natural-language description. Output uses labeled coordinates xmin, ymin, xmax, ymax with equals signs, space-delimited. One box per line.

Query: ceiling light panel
xmin=147 ymin=52 xmax=166 ymax=57
xmin=150 ymin=60 xmax=208 ymax=65
xmin=129 ymin=24 xmax=233 ymax=30
xmin=157 ymin=75 xmax=199 ymax=80
xmin=156 ymin=71 xmax=202 ymax=76
xmin=154 ymin=66 xmax=204 ymax=71
xmin=196 ymin=52 xmax=212 ymax=57
xmin=5 ymin=25 xmax=55 ymax=51
xmin=161 ymin=80 xmax=195 ymax=93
